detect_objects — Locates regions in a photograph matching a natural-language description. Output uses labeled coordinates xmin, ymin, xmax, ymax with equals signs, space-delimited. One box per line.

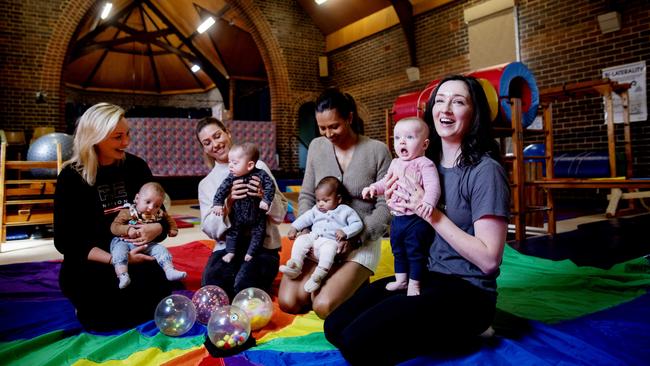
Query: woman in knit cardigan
xmin=278 ymin=88 xmax=392 ymax=319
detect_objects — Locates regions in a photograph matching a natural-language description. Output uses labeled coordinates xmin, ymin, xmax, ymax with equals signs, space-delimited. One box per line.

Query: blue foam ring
xmin=498 ymin=62 xmax=540 ymax=128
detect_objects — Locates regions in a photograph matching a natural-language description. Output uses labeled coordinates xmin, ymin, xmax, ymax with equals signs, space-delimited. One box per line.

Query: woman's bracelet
xmin=107 ymin=255 xmax=112 ymax=265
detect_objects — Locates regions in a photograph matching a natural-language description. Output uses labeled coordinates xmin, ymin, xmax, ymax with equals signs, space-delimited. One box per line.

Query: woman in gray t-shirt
xmin=324 ymin=75 xmax=510 ymax=365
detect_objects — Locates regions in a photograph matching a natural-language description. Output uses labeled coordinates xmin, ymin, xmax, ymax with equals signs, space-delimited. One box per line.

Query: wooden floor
xmin=1 ymin=201 xmax=648 ymax=267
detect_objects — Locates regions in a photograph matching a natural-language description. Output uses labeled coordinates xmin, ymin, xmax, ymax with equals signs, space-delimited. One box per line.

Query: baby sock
xmin=118 ymin=273 xmax=131 ymax=289
xmin=163 ymin=264 xmax=187 ymax=281
xmin=407 ymin=279 xmax=421 ymax=296
xmin=279 ymin=259 xmax=303 ymax=279
xmin=385 ymin=273 xmax=408 ymax=291
xmin=304 ymin=267 xmax=329 ymax=293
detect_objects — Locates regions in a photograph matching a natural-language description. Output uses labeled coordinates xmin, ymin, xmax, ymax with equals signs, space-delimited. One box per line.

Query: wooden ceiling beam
xmin=82 ymin=6 xmax=138 ymax=88
xmin=75 ymin=0 xmax=142 ymax=48
xmin=141 ymin=6 xmax=206 ymax=90
xmin=390 ymin=0 xmax=416 ymax=67
xmin=325 ymin=0 xmax=456 ymax=52
xmin=141 ymin=0 xmax=229 ymax=105
xmin=70 ymin=29 xmax=174 ymax=61
xmin=139 ymin=5 xmax=161 ymax=93
xmin=194 ymin=6 xmax=230 ymax=78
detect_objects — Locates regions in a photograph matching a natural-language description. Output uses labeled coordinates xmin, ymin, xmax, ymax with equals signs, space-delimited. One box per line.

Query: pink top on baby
xmin=370 ymin=156 xmax=440 ymax=216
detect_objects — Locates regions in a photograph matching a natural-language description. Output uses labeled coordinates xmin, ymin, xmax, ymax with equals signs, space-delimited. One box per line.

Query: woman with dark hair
xmin=195 ymin=117 xmax=287 ymax=299
xmin=324 ymin=75 xmax=510 ymax=365
xmin=278 ymin=88 xmax=392 ymax=319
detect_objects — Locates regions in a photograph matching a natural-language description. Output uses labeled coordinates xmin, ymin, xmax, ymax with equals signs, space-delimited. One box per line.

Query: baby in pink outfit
xmin=362 ymin=117 xmax=440 ymax=296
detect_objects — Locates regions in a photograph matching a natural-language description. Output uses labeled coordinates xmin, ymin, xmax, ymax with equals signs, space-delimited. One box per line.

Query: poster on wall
xmin=602 ymin=61 xmax=647 ymax=123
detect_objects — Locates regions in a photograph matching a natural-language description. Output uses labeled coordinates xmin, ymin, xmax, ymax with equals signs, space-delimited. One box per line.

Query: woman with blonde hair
xmin=54 ymin=102 xmax=172 ymax=331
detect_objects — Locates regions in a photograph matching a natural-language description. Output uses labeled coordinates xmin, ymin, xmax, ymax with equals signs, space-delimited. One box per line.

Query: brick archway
xmin=227 ymin=1 xmax=295 ymax=172
xmin=40 ymin=0 xmax=98 ymax=129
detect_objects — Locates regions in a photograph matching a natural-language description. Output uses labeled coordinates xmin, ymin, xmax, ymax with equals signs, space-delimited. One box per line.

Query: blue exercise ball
xmin=27 ymin=132 xmax=74 ymax=178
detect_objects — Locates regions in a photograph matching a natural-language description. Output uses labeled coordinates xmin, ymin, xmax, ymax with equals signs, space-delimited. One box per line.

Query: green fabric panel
xmin=252 ymin=332 xmax=335 ymax=352
xmin=497 ymin=245 xmax=650 ymax=323
xmin=0 ymin=330 xmax=204 ymax=365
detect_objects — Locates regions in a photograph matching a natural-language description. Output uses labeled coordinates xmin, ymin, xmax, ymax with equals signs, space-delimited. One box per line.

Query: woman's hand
xmin=383 ymin=171 xmax=399 ymax=201
xmin=232 ymin=175 xmax=263 ymax=197
xmin=246 ymin=175 xmax=264 ymax=198
xmin=336 ymin=236 xmax=359 ymax=255
xmin=230 ymin=178 xmax=251 ymax=200
xmin=223 ymin=177 xmax=254 ymax=216
xmin=391 ymin=172 xmax=430 ymax=219
xmin=126 ymin=223 xmax=164 ymax=245
xmin=128 ymin=244 xmax=155 ymax=264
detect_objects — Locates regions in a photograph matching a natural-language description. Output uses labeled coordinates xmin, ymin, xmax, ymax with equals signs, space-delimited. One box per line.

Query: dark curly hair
xmin=316 ymin=176 xmax=352 ymax=204
xmin=423 ymin=74 xmax=500 ymax=167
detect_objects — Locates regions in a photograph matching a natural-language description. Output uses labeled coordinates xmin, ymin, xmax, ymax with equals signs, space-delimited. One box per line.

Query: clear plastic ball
xmin=207 ymin=305 xmax=251 ymax=350
xmin=191 ymin=285 xmax=230 ymax=324
xmin=154 ymin=294 xmax=197 ymax=336
xmin=232 ymin=287 xmax=273 ymax=331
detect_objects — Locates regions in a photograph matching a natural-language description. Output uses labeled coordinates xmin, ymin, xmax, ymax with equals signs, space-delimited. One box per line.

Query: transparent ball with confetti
xmin=154 ymin=294 xmax=197 ymax=336
xmin=191 ymin=285 xmax=230 ymax=324
xmin=207 ymin=305 xmax=251 ymax=350
xmin=232 ymin=287 xmax=274 ymax=331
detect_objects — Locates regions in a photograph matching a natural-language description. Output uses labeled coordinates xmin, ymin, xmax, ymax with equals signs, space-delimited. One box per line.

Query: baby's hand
xmin=416 ymin=202 xmax=434 ymax=218
xmin=127 ymin=226 xmax=139 ymax=239
xmin=244 ymin=254 xmax=253 ymax=262
xmin=169 ymin=229 xmax=178 ymax=237
xmin=222 ymin=252 xmax=235 ymax=263
xmin=212 ymin=206 xmax=224 ymax=216
xmin=287 ymin=227 xmax=298 ymax=240
xmin=259 ymin=201 xmax=269 ymax=211
xmin=335 ymin=229 xmax=347 ymax=241
xmin=361 ymin=186 xmax=377 ymax=199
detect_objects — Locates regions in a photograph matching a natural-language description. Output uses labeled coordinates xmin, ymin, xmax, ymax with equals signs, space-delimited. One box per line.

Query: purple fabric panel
xmin=0 ymin=299 xmax=80 ymax=341
xmin=225 ymin=120 xmax=277 ymax=170
xmin=0 ymin=261 xmax=63 ymax=301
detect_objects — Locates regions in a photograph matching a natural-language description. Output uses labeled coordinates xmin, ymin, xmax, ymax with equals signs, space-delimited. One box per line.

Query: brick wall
xmin=518 ymin=0 xmax=650 ymax=177
xmin=1 ymin=0 xmax=648 ymax=176
xmin=326 ymin=0 xmax=650 ymax=177
xmin=0 ymin=0 xmax=95 ymax=139
xmin=229 ymin=0 xmax=325 ymax=173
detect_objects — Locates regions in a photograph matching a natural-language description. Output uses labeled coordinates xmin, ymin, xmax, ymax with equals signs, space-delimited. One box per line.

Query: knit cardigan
xmin=300 ymin=135 xmax=392 ymax=271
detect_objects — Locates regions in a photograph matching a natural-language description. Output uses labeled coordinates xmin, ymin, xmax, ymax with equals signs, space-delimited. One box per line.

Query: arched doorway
xmin=297 ymin=102 xmax=318 ymax=171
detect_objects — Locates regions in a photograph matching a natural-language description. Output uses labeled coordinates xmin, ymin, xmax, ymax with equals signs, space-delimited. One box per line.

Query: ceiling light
xmin=197 ymin=17 xmax=215 ymax=34
xmin=191 ymin=64 xmax=201 ymax=73
xmin=100 ymin=2 xmax=112 ymax=20
xmin=315 ymin=0 xmax=328 ymax=4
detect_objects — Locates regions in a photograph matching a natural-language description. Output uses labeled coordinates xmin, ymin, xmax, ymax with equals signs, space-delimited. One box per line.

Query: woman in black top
xmin=54 ymin=103 xmax=172 ymax=331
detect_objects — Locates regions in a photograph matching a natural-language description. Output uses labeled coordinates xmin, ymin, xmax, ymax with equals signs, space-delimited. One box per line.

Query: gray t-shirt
xmin=427 ymin=155 xmax=510 ymax=295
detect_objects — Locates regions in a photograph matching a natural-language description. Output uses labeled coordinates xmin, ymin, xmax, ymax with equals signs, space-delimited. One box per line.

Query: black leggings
xmin=201 ymin=246 xmax=279 ymax=300
xmin=324 ymin=272 xmax=495 ymax=365
xmin=60 ymin=260 xmax=172 ymax=332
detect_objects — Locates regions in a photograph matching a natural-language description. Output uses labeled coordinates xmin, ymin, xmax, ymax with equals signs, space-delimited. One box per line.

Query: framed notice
xmin=602 ymin=61 xmax=647 ymax=123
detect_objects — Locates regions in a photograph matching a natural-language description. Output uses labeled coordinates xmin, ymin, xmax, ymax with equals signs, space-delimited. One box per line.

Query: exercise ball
xmin=27 ymin=132 xmax=73 ymax=177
